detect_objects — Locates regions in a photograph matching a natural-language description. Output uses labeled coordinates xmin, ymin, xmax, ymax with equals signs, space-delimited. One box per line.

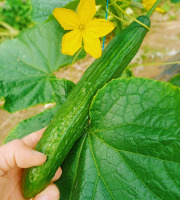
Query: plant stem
xmin=110 ymin=0 xmax=123 ymax=31
xmin=111 ymin=0 xmax=150 ymax=30
xmin=72 ymin=47 xmax=83 ymax=64
xmin=0 ymin=21 xmax=19 ymax=36
xmin=146 ymin=0 xmax=162 ymax=17
xmin=103 ymin=0 xmax=109 ymax=50
xmin=106 ymin=8 xmax=127 ymax=24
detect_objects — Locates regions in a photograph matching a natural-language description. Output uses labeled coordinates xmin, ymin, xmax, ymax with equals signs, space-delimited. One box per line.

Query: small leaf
xmin=51 ymin=78 xmax=75 ymax=106
xmin=171 ymin=0 xmax=180 ymax=3
xmin=0 ymin=81 xmax=3 ymax=97
xmin=56 ymin=78 xmax=180 ymax=200
xmin=5 ymin=78 xmax=75 ymax=143
xmin=169 ymin=74 xmax=180 ymax=87
xmin=121 ymin=68 xmax=134 ymax=78
xmin=0 ymin=20 xmax=84 ymax=112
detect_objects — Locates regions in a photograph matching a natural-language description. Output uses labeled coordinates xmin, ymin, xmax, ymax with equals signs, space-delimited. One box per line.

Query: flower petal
xmin=53 ymin=8 xmax=80 ymax=30
xmin=77 ymin=0 xmax=96 ymax=25
xmin=156 ymin=7 xmax=165 ymax=13
xmin=143 ymin=0 xmax=165 ymax=13
xmin=86 ymin=18 xmax=115 ymax=38
xmin=82 ymin=31 xmax=102 ymax=58
xmin=61 ymin=29 xmax=82 ymax=56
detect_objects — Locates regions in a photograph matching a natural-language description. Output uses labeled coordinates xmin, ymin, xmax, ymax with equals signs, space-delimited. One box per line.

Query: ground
xmin=0 ymin=10 xmax=180 ymax=145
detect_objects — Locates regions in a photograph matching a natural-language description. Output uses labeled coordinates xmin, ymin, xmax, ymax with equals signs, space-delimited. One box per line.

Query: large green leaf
xmin=4 ymin=77 xmax=180 ymax=199
xmin=31 ymin=0 xmax=80 ymax=22
xmin=31 ymin=0 xmax=107 ymax=23
xmin=0 ymin=20 xmax=84 ymax=112
xmin=56 ymin=78 xmax=180 ymax=200
xmin=5 ymin=78 xmax=75 ymax=143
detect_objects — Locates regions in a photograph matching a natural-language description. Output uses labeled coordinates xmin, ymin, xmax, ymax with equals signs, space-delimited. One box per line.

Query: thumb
xmin=0 ymin=139 xmax=47 ymax=176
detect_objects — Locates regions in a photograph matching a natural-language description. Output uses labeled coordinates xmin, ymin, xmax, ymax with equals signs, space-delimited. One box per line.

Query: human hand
xmin=0 ymin=129 xmax=61 ymax=200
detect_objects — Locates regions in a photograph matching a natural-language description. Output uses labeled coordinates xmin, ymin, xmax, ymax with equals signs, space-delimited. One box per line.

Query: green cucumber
xmin=22 ymin=15 xmax=151 ymax=199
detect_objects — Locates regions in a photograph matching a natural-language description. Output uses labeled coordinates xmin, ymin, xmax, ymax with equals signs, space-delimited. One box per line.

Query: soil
xmin=0 ymin=11 xmax=180 ymax=145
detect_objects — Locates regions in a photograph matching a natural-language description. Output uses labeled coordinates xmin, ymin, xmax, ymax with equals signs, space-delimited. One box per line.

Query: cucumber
xmin=22 ymin=16 xmax=151 ymax=199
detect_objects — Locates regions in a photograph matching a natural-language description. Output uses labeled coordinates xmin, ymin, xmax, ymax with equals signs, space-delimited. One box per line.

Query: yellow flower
xmin=143 ymin=0 xmax=165 ymax=13
xmin=53 ymin=0 xmax=115 ymax=58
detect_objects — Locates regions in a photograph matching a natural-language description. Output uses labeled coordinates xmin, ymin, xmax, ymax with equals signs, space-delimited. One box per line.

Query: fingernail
xmin=33 ymin=150 xmax=46 ymax=157
xmin=36 ymin=195 xmax=48 ymax=200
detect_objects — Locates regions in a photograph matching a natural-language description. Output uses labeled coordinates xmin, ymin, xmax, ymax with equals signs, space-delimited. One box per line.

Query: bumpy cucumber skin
xmin=22 ymin=16 xmax=151 ymax=199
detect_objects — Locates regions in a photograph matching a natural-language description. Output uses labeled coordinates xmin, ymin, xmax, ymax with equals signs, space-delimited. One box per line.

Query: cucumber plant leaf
xmin=4 ymin=77 xmax=180 ymax=199
xmin=56 ymin=78 xmax=180 ymax=200
xmin=5 ymin=78 xmax=75 ymax=143
xmin=31 ymin=0 xmax=108 ymax=23
xmin=169 ymin=74 xmax=180 ymax=87
xmin=31 ymin=0 xmax=80 ymax=22
xmin=0 ymin=20 xmax=84 ymax=112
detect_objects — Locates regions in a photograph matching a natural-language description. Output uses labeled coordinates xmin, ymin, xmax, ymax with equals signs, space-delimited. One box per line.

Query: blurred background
xmin=0 ymin=0 xmax=180 ymax=145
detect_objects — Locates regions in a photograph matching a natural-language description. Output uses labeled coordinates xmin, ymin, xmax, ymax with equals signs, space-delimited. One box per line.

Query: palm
xmin=0 ymin=167 xmax=24 ymax=200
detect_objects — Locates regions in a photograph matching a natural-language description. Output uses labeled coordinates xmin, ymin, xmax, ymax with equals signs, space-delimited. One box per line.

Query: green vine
xmin=147 ymin=0 xmax=162 ymax=17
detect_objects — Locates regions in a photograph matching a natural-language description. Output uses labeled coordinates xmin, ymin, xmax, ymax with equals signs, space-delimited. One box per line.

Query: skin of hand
xmin=0 ymin=129 xmax=62 ymax=200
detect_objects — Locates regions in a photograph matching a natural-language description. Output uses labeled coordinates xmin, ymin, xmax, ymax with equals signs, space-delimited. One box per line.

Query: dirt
xmin=0 ymin=11 xmax=180 ymax=145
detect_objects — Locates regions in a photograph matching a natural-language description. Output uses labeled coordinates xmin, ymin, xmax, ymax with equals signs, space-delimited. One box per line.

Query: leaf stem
xmin=146 ymin=0 xmax=162 ymax=17
xmin=110 ymin=0 xmax=123 ymax=30
xmin=106 ymin=8 xmax=127 ymax=24
xmin=0 ymin=21 xmax=19 ymax=36
xmin=103 ymin=0 xmax=109 ymax=50
xmin=72 ymin=47 xmax=83 ymax=65
xmin=111 ymin=0 xmax=150 ymax=30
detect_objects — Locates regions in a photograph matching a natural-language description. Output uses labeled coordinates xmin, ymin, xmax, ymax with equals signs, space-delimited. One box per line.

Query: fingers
xmin=22 ymin=128 xmax=46 ymax=148
xmin=51 ymin=167 xmax=62 ymax=182
xmin=34 ymin=184 xmax=60 ymax=200
xmin=0 ymin=139 xmax=47 ymax=175
xmin=32 ymin=168 xmax=61 ymax=200
xmin=0 ymin=128 xmax=46 ymax=175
